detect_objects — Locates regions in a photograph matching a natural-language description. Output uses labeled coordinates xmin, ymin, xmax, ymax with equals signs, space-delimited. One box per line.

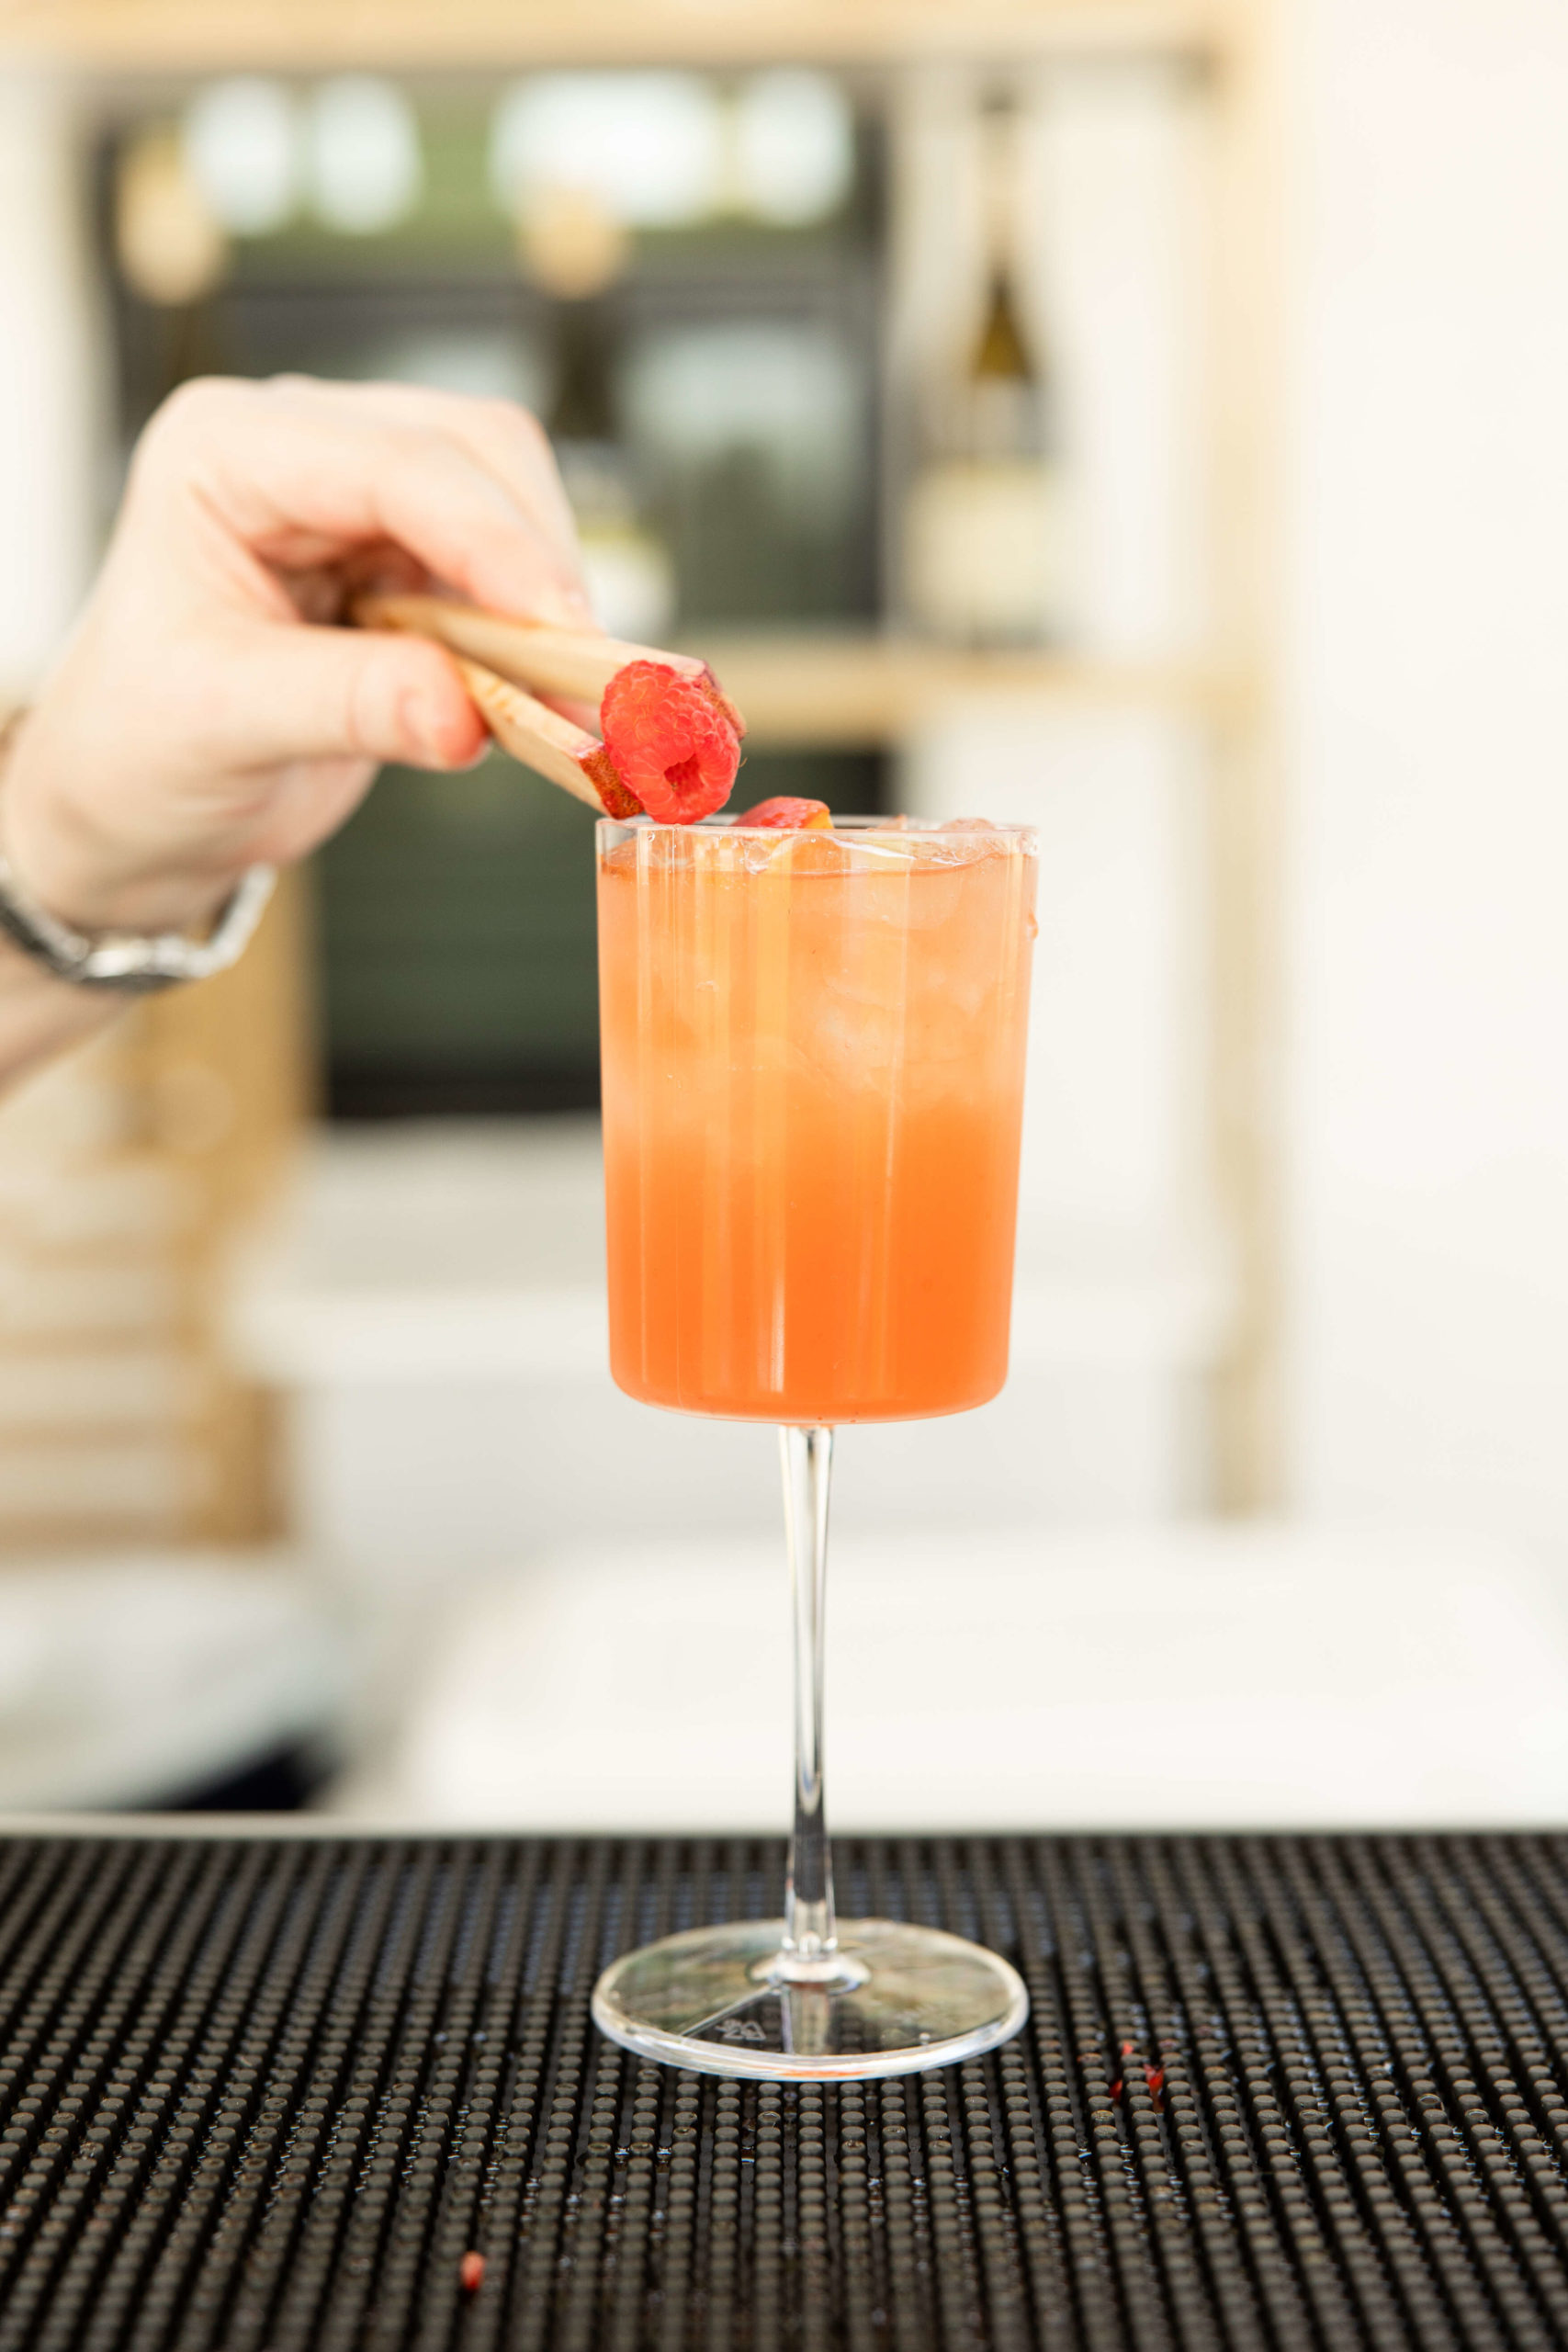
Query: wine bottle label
xmin=904 ymin=460 xmax=1062 ymax=644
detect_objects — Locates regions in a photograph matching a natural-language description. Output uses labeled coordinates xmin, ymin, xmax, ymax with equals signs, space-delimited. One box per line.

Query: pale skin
xmin=0 ymin=374 xmax=593 ymax=1084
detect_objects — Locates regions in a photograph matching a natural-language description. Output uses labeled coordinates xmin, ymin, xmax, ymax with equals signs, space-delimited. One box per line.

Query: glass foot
xmin=592 ymin=1917 xmax=1029 ymax=2081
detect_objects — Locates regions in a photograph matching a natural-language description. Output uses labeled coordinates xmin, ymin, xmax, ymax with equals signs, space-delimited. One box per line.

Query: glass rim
xmin=595 ymin=813 xmax=1037 ymax=840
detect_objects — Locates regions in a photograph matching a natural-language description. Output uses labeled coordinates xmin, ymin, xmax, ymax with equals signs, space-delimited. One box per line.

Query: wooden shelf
xmin=684 ymin=630 xmax=1241 ymax=747
xmin=3 ymin=0 xmax=1234 ymax=74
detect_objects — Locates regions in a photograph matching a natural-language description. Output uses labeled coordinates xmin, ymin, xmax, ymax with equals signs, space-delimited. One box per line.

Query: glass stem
xmin=780 ymin=1424 xmax=838 ymax=1966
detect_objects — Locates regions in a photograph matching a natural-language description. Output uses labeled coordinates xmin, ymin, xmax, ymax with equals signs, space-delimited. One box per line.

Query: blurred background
xmin=0 ymin=0 xmax=1565 ymax=1830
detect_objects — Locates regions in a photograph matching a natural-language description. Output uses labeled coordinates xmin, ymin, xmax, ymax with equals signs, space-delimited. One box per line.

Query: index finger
xmin=278 ymin=377 xmax=586 ymax=598
xmin=134 ymin=377 xmax=592 ymax=628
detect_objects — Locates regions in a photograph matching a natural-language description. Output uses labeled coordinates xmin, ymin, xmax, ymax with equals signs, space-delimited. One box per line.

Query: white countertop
xmin=321 ymin=1521 xmax=1568 ymax=1833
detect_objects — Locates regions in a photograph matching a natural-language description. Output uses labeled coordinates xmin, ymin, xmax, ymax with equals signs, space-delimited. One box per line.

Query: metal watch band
xmin=0 ymin=852 xmax=277 ymax=993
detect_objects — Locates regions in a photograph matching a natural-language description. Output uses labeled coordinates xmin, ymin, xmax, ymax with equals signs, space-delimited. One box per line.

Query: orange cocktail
xmin=597 ymin=817 xmax=1037 ymax=1423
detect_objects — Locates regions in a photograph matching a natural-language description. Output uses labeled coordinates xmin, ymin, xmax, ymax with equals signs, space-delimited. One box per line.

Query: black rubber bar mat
xmin=3 ymin=1833 xmax=1568 ymax=2348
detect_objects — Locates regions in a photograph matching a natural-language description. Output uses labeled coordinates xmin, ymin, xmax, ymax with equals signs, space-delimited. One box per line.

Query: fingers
xmin=285 ymin=378 xmax=587 ymax=592
xmin=205 ymin=621 xmax=489 ymax=772
xmin=135 ymin=376 xmax=593 ymax=630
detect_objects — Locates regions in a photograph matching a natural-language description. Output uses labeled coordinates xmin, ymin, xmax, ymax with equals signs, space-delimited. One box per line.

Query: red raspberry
xmin=600 ymin=662 xmax=740 ymax=824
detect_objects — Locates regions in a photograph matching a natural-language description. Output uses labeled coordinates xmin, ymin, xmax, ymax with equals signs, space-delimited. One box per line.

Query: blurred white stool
xmin=232 ymin=1122 xmax=1228 ymax=1581
xmin=321 ymin=1522 xmax=1568 ymax=1831
xmin=0 ymin=1554 xmax=345 ymax=1810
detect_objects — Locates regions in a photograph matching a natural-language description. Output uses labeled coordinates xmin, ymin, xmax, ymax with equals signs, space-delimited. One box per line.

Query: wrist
xmin=0 ymin=709 xmax=236 ymax=938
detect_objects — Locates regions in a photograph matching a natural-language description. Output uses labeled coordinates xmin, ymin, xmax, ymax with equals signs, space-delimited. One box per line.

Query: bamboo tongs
xmin=351 ymin=592 xmax=744 ymax=818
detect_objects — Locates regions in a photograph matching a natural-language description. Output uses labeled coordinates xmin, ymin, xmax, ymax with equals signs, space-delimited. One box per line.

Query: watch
xmin=0 ymin=854 xmax=277 ymax=993
xmin=0 ymin=707 xmax=276 ymax=992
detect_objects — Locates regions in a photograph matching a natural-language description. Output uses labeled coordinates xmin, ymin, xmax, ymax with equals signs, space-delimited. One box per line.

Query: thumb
xmin=211 ymin=624 xmax=486 ymax=770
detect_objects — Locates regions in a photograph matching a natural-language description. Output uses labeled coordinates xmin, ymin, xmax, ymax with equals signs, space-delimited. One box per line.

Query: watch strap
xmin=0 ymin=852 xmax=277 ymax=993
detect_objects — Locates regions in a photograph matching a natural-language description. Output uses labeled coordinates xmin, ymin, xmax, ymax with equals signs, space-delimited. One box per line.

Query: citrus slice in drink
xmin=738 ymin=797 xmax=833 ymax=831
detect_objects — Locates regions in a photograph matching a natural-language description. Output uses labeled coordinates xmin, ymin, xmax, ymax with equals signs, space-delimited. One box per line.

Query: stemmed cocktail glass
xmin=591 ymin=814 xmax=1037 ymax=2079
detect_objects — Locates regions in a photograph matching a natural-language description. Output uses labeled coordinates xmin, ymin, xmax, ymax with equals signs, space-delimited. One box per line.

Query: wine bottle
xmin=903 ymin=92 xmax=1063 ymax=648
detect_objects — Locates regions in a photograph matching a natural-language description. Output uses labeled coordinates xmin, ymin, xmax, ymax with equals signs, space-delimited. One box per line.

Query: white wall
xmin=1287 ymin=0 xmax=1568 ymax=1547
xmin=887 ymin=62 xmax=1223 ymax=1516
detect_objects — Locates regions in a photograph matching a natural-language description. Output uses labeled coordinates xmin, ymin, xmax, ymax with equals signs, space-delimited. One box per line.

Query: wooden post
xmin=132 ymin=866 xmax=315 ymax=1544
xmin=1203 ymin=0 xmax=1284 ymax=1510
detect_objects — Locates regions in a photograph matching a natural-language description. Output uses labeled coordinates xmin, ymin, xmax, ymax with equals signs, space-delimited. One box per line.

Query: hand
xmin=1 ymin=375 xmax=593 ymax=935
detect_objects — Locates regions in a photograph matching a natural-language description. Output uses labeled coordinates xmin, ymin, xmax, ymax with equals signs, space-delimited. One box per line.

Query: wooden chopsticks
xmin=354 ymin=592 xmax=738 ymax=722
xmin=351 ymin=591 xmax=743 ymax=818
xmin=449 ymin=657 xmax=640 ymax=817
